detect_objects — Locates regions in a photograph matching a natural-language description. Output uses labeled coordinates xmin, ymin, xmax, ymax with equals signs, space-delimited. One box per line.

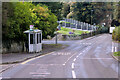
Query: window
xmin=37 ymin=33 xmax=41 ymax=43
xmin=30 ymin=34 xmax=33 ymax=44
xmin=37 ymin=34 xmax=39 ymax=44
xmin=40 ymin=34 xmax=41 ymax=43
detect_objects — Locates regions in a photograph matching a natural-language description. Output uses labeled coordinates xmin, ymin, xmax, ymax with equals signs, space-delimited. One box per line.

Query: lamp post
xmin=91 ymin=10 xmax=93 ymax=36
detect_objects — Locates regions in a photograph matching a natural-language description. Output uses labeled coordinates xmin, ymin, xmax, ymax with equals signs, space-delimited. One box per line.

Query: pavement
xmin=1 ymin=34 xmax=120 ymax=79
xmin=2 ymin=53 xmax=42 ymax=64
xmin=1 ymin=43 xmax=67 ymax=74
xmin=1 ymin=52 xmax=43 ymax=74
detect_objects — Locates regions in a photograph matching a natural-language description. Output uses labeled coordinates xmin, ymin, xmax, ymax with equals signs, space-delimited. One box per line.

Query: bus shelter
xmin=24 ymin=29 xmax=42 ymax=53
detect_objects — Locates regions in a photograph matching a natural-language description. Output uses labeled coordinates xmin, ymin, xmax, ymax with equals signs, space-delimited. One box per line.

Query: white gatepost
xmin=87 ymin=23 xmax=88 ymax=30
xmin=65 ymin=19 xmax=66 ymax=28
xmin=76 ymin=21 xmax=77 ymax=29
xmin=81 ymin=22 xmax=83 ymax=30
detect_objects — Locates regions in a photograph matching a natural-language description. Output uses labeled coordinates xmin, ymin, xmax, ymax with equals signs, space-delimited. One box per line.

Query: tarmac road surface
xmin=2 ymin=34 xmax=119 ymax=79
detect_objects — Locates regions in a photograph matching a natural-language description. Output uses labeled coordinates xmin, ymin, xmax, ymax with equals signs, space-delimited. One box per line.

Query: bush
xmin=112 ymin=26 xmax=120 ymax=42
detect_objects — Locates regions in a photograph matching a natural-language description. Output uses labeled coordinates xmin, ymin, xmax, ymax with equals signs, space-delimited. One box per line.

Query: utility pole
xmin=91 ymin=10 xmax=93 ymax=36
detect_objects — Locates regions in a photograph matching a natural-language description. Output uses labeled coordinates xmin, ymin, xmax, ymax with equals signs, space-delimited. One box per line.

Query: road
xmin=1 ymin=34 xmax=119 ymax=79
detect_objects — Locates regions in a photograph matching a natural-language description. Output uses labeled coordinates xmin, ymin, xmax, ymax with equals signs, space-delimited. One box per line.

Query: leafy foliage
xmin=31 ymin=4 xmax=58 ymax=38
xmin=66 ymin=2 xmax=113 ymax=25
xmin=62 ymin=3 xmax=70 ymax=18
xmin=2 ymin=2 xmax=33 ymax=41
xmin=112 ymin=26 xmax=120 ymax=42
xmin=2 ymin=2 xmax=58 ymax=42
xmin=34 ymin=2 xmax=63 ymax=20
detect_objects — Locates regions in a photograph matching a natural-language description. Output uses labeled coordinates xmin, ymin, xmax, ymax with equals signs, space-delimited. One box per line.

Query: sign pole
xmin=55 ymin=29 xmax=58 ymax=45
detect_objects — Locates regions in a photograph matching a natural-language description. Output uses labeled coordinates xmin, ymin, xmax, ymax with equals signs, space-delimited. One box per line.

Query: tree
xmin=62 ymin=3 xmax=70 ymax=18
xmin=2 ymin=2 xmax=33 ymax=42
xmin=33 ymin=2 xmax=63 ymax=20
xmin=2 ymin=2 xmax=58 ymax=42
xmin=32 ymin=4 xmax=58 ymax=38
xmin=65 ymin=2 xmax=113 ymax=25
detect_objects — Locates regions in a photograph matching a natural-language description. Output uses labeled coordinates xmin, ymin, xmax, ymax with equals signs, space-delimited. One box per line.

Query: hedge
xmin=112 ymin=26 xmax=120 ymax=42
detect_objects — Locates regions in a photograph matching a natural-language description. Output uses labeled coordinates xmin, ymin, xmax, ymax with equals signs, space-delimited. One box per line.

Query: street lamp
xmin=91 ymin=10 xmax=93 ymax=36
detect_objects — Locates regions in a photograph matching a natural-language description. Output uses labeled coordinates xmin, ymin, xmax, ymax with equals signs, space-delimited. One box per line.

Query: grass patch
xmin=43 ymin=44 xmax=62 ymax=49
xmin=42 ymin=44 xmax=68 ymax=54
xmin=57 ymin=27 xmax=90 ymax=35
xmin=60 ymin=21 xmax=70 ymax=24
xmin=114 ymin=51 xmax=120 ymax=56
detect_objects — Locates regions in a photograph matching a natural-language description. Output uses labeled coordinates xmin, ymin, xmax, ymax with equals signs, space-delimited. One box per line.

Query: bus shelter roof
xmin=24 ymin=29 xmax=42 ymax=33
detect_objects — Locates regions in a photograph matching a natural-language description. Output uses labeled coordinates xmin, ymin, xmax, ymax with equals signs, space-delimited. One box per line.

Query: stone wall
xmin=2 ymin=42 xmax=24 ymax=54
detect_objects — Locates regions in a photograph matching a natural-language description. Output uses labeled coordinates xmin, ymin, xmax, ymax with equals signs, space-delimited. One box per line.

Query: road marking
xmin=72 ymin=70 xmax=76 ymax=78
xmin=76 ymin=56 xmax=79 ymax=58
xmin=21 ymin=58 xmax=36 ymax=64
xmin=73 ymin=58 xmax=76 ymax=62
xmin=115 ymin=47 xmax=117 ymax=52
xmin=63 ymin=52 xmax=77 ymax=65
xmin=72 ymin=63 xmax=74 ymax=69
xmin=30 ymin=72 xmax=50 ymax=75
xmin=62 ymin=64 xmax=65 ymax=66
xmin=112 ymin=47 xmax=114 ymax=52
xmin=21 ymin=52 xmax=54 ymax=64
xmin=79 ymin=53 xmax=82 ymax=55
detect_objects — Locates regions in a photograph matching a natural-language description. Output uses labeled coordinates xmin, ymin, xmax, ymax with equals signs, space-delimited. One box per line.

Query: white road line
xmin=73 ymin=58 xmax=76 ymax=62
xmin=72 ymin=70 xmax=76 ymax=78
xmin=115 ymin=47 xmax=117 ymax=52
xmin=72 ymin=63 xmax=74 ymax=69
xmin=30 ymin=72 xmax=51 ymax=75
xmin=62 ymin=64 xmax=65 ymax=66
xmin=79 ymin=53 xmax=82 ymax=55
xmin=112 ymin=47 xmax=114 ymax=52
xmin=63 ymin=52 xmax=77 ymax=65
xmin=76 ymin=56 xmax=79 ymax=58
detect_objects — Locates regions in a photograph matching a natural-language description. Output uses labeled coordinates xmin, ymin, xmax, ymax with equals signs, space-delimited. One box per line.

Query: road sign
xmin=30 ymin=25 xmax=34 ymax=31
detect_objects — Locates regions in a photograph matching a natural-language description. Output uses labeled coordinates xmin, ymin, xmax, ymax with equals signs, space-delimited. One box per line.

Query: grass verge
xmin=114 ymin=51 xmax=120 ymax=56
xmin=57 ymin=27 xmax=90 ymax=35
xmin=42 ymin=44 xmax=68 ymax=54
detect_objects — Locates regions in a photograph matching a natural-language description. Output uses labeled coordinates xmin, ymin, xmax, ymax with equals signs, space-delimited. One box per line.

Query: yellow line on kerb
xmin=21 ymin=58 xmax=36 ymax=64
xmin=21 ymin=52 xmax=54 ymax=64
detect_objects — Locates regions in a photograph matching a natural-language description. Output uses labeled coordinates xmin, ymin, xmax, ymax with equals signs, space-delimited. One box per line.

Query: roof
xmin=24 ymin=29 xmax=42 ymax=33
